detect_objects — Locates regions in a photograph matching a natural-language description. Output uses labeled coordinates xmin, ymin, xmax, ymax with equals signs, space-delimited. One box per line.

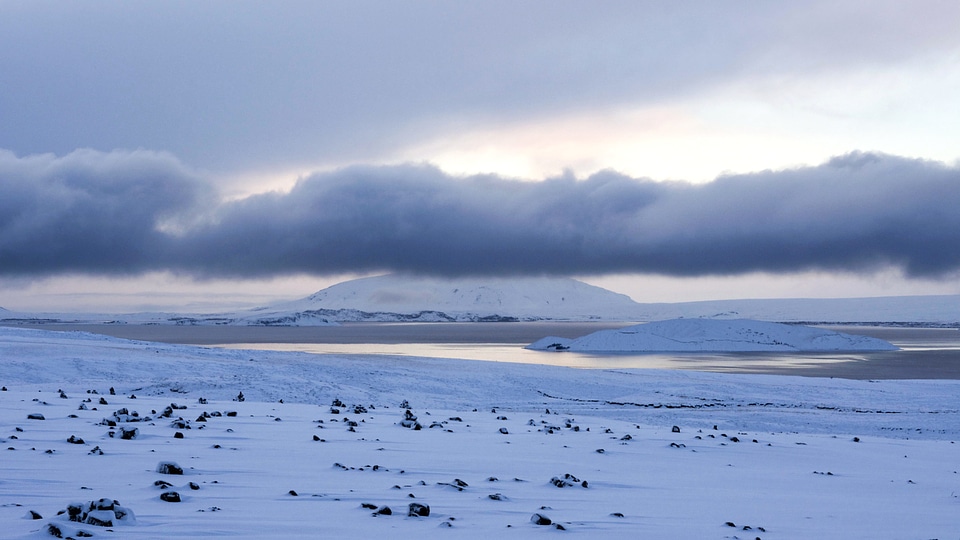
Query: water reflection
xmin=215 ymin=326 xmax=960 ymax=379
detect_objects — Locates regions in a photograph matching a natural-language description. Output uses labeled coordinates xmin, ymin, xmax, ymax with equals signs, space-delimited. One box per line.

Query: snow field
xmin=3 ymin=386 xmax=959 ymax=539
xmin=2 ymin=326 xmax=960 ymax=538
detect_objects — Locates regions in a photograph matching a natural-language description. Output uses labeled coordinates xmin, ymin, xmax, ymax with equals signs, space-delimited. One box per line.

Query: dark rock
xmin=361 ymin=503 xmax=378 ymax=509
xmin=154 ymin=480 xmax=174 ymax=488
xmin=408 ymin=503 xmax=430 ymax=517
xmin=174 ymin=432 xmax=184 ymax=439
xmin=157 ymin=461 xmax=184 ymax=475
xmin=27 ymin=413 xmax=44 ymax=420
xmin=672 ymin=426 xmax=681 ymax=433
xmin=374 ymin=506 xmax=392 ymax=515
xmin=59 ymin=499 xmax=135 ymax=527
xmin=610 ymin=512 xmax=625 ymax=517
xmin=189 ymin=482 xmax=200 ymax=490
xmin=119 ymin=427 xmax=139 ymax=440
xmin=550 ymin=473 xmax=585 ymax=488
xmin=88 ymin=446 xmax=103 ymax=455
xmin=288 ymin=490 xmax=298 ymax=496
xmin=99 ymin=398 xmax=108 ymax=405
xmin=67 ymin=435 xmax=85 ymax=444
xmin=488 ymin=493 xmax=506 ymax=501
xmin=160 ymin=491 xmax=181 ymax=502
xmin=28 ymin=510 xmax=42 ymax=519
xmin=555 ymin=523 xmax=566 ymax=530
xmin=853 ymin=437 xmax=860 ymax=442
xmin=47 ymin=524 xmax=63 ymax=538
xmin=499 ymin=427 xmax=509 ymax=435
xmin=531 ymin=513 xmax=552 ymax=525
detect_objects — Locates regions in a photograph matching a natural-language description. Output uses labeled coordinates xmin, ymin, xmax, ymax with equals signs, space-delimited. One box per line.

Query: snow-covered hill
xmin=1 ymin=274 xmax=958 ymax=325
xmin=246 ymin=274 xmax=644 ymax=323
xmin=527 ymin=319 xmax=898 ymax=352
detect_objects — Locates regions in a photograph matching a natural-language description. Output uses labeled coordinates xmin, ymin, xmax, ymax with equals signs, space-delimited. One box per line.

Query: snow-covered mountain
xmin=527 ymin=318 xmax=898 ymax=353
xmin=1 ymin=274 xmax=958 ymax=325
xmin=250 ymin=274 xmax=642 ymax=323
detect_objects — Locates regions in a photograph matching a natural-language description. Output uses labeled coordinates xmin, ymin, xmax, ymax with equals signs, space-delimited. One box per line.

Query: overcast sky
xmin=2 ymin=1 xmax=959 ymax=312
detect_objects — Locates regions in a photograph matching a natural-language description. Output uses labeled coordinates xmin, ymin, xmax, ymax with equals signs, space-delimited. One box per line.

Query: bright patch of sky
xmin=1 ymin=1 xmax=959 ymax=312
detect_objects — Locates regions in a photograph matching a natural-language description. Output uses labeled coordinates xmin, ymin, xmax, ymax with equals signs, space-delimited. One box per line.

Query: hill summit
xmin=262 ymin=274 xmax=644 ymax=322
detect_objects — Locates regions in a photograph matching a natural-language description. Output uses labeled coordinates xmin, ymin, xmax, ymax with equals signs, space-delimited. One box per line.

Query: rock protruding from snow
xmin=59 ymin=498 xmax=136 ymax=527
xmin=526 ymin=319 xmax=898 ymax=353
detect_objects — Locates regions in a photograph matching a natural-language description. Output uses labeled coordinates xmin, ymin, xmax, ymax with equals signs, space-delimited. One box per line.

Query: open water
xmin=10 ymin=322 xmax=960 ymax=380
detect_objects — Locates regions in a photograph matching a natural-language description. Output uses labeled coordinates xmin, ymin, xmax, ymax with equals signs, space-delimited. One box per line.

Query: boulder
xmin=156 ymin=461 xmax=184 ymax=475
xmin=531 ymin=513 xmax=552 ymax=525
xmin=408 ymin=503 xmax=430 ymax=517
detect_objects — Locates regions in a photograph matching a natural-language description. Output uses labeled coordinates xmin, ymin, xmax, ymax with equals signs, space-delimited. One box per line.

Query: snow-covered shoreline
xmin=527 ymin=318 xmax=898 ymax=353
xmin=2 ymin=326 xmax=959 ymax=538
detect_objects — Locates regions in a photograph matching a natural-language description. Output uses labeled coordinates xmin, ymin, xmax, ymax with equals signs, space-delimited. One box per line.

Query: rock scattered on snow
xmin=57 ymin=498 xmax=135 ymax=527
xmin=408 ymin=503 xmax=430 ymax=517
xmin=550 ymin=473 xmax=587 ymax=488
xmin=156 ymin=461 xmax=184 ymax=475
xmin=531 ymin=513 xmax=552 ymax=525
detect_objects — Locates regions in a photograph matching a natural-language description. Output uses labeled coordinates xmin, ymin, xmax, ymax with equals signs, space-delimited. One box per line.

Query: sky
xmin=2 ymin=1 xmax=960 ymax=313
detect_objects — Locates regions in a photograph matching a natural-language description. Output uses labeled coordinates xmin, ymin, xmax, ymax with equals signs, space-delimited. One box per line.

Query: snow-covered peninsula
xmin=527 ymin=318 xmax=899 ymax=353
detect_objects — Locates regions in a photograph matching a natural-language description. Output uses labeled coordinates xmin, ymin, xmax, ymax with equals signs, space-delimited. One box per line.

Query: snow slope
xmin=527 ymin=318 xmax=898 ymax=352
xmin=1 ymin=326 xmax=959 ymax=538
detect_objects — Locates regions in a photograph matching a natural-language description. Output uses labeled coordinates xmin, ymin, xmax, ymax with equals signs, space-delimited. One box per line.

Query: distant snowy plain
xmin=2 ymin=325 xmax=959 ymax=539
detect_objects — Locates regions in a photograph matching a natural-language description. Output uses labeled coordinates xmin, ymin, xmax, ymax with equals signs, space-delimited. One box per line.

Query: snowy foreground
xmin=2 ymin=327 xmax=959 ymax=539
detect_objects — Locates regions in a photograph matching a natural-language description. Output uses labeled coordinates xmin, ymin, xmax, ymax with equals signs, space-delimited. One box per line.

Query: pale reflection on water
xmin=8 ymin=322 xmax=960 ymax=379
xmin=216 ymin=341 xmax=859 ymax=370
xmin=214 ymin=326 xmax=960 ymax=379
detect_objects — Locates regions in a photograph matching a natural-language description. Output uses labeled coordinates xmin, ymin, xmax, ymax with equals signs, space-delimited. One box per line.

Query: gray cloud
xmin=0 ymin=149 xmax=211 ymax=275
xmin=2 ymin=2 xmax=958 ymax=175
xmin=3 ymin=149 xmax=958 ymax=280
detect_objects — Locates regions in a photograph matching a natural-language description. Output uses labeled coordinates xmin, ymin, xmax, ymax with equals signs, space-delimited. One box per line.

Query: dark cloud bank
xmin=1 ymin=149 xmax=959 ymax=280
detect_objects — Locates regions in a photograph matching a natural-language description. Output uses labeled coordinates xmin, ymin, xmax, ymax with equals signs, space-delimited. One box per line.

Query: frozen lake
xmin=8 ymin=322 xmax=960 ymax=379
